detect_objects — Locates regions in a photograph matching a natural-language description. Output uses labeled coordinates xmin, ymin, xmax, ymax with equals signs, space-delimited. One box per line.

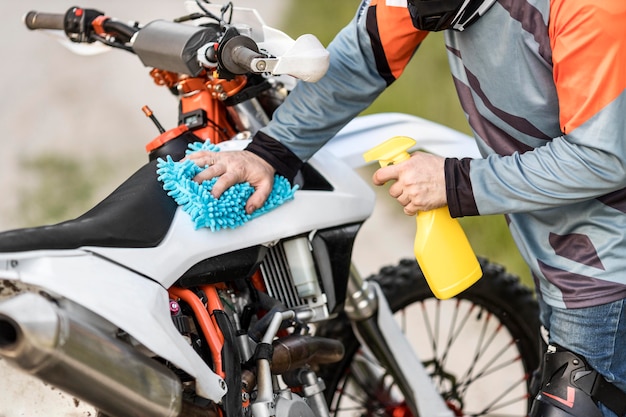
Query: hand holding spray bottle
xmin=364 ymin=136 xmax=482 ymax=299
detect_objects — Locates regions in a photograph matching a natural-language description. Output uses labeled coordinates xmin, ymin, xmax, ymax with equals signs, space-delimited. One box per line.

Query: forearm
xmin=259 ymin=25 xmax=387 ymax=162
xmin=253 ymin=1 xmax=425 ymax=163
xmin=447 ymin=136 xmax=626 ymax=217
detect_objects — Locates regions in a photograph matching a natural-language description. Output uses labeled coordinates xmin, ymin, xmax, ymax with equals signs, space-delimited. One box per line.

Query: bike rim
xmin=329 ymin=297 xmax=530 ymax=417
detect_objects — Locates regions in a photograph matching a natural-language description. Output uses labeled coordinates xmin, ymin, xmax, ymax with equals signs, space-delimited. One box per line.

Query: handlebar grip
xmin=219 ymin=35 xmax=263 ymax=75
xmin=23 ymin=11 xmax=65 ymax=31
xmin=231 ymin=46 xmax=264 ymax=73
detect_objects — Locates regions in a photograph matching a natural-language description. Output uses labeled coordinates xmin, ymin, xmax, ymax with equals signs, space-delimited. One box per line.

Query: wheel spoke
xmin=420 ymin=301 xmax=438 ymax=359
xmin=475 ymin=375 xmax=530 ymax=415
xmin=459 ymin=341 xmax=520 ymax=391
xmin=460 ymin=310 xmax=494 ymax=386
xmin=326 ymin=260 xmax=539 ymax=417
xmin=440 ymin=301 xmax=477 ymax=370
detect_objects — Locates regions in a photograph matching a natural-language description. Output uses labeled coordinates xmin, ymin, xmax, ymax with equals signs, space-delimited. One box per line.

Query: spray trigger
xmin=363 ymin=136 xmax=415 ymax=167
xmin=362 ymin=135 xmax=482 ymax=299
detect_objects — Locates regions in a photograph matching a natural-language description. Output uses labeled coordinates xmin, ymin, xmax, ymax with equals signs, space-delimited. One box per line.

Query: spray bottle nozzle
xmin=363 ymin=135 xmax=482 ymax=299
xmin=363 ymin=136 xmax=416 ymax=167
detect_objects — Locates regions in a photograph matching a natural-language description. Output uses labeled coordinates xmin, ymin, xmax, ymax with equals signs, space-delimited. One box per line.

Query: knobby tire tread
xmin=317 ymin=257 xmax=542 ymax=415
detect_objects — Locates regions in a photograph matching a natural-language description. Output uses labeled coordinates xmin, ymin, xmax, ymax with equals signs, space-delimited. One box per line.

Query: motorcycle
xmin=0 ymin=2 xmax=540 ymax=416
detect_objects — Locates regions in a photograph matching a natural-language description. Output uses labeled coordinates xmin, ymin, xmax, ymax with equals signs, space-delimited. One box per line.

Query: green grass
xmin=283 ymin=0 xmax=532 ymax=287
xmin=17 ymin=154 xmax=111 ymax=227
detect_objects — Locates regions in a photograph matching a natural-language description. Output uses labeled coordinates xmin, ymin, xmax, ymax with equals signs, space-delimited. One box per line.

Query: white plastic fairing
xmin=184 ymin=2 xmax=329 ymax=81
xmin=184 ymin=2 xmax=266 ymax=41
xmin=43 ymin=29 xmax=112 ymax=56
xmin=86 ymin=144 xmax=375 ymax=287
xmin=0 ymin=110 xmax=480 ymax=403
xmin=56 ymin=112 xmax=478 ymax=287
xmin=325 ymin=112 xmax=481 ymax=168
xmin=267 ymin=34 xmax=330 ymax=82
xmin=0 ymin=251 xmax=227 ymax=402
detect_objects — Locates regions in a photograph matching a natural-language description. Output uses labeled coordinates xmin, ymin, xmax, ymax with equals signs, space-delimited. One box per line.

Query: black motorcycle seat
xmin=0 ymin=160 xmax=178 ymax=253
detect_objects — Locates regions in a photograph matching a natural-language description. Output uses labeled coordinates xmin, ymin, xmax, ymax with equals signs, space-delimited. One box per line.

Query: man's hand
xmin=185 ymin=150 xmax=276 ymax=214
xmin=372 ymin=152 xmax=447 ymax=216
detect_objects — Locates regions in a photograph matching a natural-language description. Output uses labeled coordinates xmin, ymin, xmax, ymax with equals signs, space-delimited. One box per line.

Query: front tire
xmin=318 ymin=258 xmax=541 ymax=417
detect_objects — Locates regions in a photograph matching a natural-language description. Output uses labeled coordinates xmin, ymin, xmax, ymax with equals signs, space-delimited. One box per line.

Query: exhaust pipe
xmin=272 ymin=334 xmax=345 ymax=374
xmin=0 ymin=293 xmax=215 ymax=417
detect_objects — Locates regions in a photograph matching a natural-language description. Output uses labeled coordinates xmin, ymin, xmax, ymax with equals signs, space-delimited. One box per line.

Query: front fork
xmin=344 ymin=265 xmax=454 ymax=417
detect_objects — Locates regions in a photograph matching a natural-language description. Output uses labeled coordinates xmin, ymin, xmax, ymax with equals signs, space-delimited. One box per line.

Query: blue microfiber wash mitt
xmin=156 ymin=141 xmax=298 ymax=231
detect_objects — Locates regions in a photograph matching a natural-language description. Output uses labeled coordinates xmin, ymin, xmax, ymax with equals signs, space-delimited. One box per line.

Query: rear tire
xmin=318 ymin=257 xmax=541 ymax=417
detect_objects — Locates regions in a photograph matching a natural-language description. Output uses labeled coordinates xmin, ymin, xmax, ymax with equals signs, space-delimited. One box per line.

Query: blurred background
xmin=0 ymin=0 xmax=530 ymax=281
xmin=0 ymin=1 xmax=532 ymax=414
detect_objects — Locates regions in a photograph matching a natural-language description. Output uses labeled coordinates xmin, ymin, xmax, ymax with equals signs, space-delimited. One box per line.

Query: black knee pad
xmin=530 ymin=345 xmax=626 ymax=417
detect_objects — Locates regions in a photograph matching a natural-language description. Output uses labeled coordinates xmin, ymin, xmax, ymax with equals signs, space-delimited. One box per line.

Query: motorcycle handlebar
xmin=23 ymin=11 xmax=65 ymax=31
xmin=231 ymin=45 xmax=264 ymax=72
xmin=22 ymin=8 xmax=275 ymax=79
xmin=23 ymin=7 xmax=137 ymax=46
xmin=218 ymin=34 xmax=264 ymax=76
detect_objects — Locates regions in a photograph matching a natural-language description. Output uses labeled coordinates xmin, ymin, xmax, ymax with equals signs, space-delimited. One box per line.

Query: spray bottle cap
xmin=363 ymin=136 xmax=416 ymax=167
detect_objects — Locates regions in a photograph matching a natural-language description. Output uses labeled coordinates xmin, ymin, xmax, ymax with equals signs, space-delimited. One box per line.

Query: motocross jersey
xmin=249 ymin=0 xmax=626 ymax=309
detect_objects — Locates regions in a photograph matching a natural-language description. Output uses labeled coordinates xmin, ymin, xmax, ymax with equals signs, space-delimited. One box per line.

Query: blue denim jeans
xmin=539 ymin=298 xmax=626 ymax=417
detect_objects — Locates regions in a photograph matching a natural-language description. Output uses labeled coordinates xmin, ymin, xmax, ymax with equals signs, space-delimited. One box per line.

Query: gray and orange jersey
xmin=444 ymin=0 xmax=626 ymax=308
xmin=259 ymin=0 xmax=626 ymax=309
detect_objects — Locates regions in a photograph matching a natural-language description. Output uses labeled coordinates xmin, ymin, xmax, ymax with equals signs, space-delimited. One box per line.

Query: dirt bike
xmin=0 ymin=2 xmax=540 ymax=417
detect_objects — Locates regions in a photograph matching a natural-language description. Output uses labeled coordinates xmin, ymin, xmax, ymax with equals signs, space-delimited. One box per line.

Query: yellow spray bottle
xmin=363 ymin=136 xmax=482 ymax=299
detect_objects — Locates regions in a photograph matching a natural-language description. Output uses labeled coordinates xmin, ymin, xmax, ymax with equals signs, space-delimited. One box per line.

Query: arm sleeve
xmin=451 ymin=0 xmax=626 ymax=217
xmin=249 ymin=0 xmax=427 ymax=163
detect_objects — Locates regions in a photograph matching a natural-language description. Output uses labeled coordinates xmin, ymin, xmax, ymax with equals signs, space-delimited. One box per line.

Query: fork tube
xmin=344 ymin=265 xmax=454 ymax=417
xmin=250 ymin=310 xmax=296 ymax=417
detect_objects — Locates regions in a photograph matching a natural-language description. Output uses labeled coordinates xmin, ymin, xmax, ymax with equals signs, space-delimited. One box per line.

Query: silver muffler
xmin=0 ymin=292 xmax=214 ymax=417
